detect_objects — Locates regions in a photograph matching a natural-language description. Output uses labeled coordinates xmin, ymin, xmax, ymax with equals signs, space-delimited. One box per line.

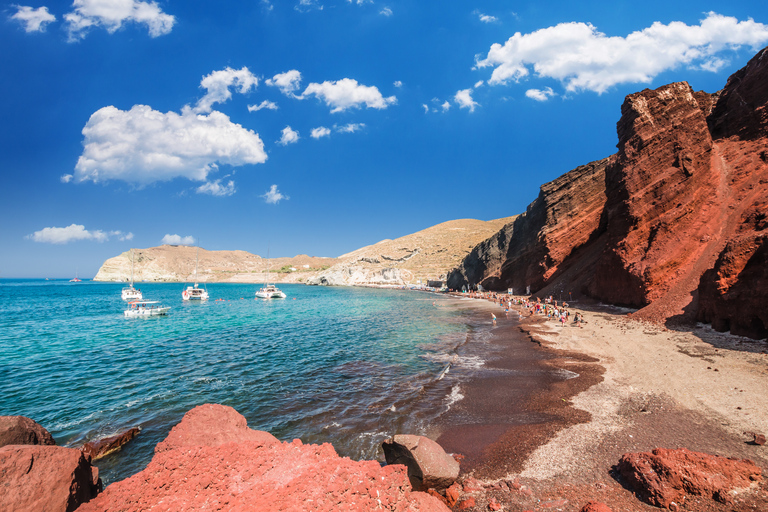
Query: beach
xmin=436 ymin=294 xmax=768 ymax=511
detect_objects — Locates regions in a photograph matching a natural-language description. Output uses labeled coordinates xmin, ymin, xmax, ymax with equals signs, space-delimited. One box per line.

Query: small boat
xmin=255 ymin=284 xmax=286 ymax=299
xmin=124 ymin=300 xmax=170 ymax=317
xmin=182 ymin=246 xmax=209 ymax=301
xmin=70 ymin=269 xmax=81 ymax=282
xmin=122 ymin=249 xmax=143 ymax=301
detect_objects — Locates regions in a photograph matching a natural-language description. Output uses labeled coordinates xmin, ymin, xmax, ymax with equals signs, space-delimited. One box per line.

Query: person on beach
xmin=492 ymin=313 xmax=496 ymax=325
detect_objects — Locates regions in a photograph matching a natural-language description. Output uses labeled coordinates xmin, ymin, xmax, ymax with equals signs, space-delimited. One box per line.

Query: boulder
xmin=0 ymin=445 xmax=100 ymax=512
xmin=617 ymin=447 xmax=762 ymax=508
xmin=382 ymin=434 xmax=460 ymax=491
xmin=579 ymin=502 xmax=613 ymax=512
xmin=0 ymin=415 xmax=56 ymax=447
xmin=81 ymin=427 xmax=141 ymax=461
xmin=78 ymin=404 xmax=449 ymax=512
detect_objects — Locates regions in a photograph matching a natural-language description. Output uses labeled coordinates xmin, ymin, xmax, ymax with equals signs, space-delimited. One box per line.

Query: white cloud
xmin=248 ymin=100 xmax=278 ymax=112
xmin=380 ymin=7 xmax=392 ymax=17
xmin=454 ymin=89 xmax=479 ymax=112
xmin=422 ymin=104 xmax=429 ymax=113
xmin=60 ymin=174 xmax=74 ymax=183
xmin=278 ymin=126 xmax=299 ymax=145
xmin=295 ymin=0 xmax=323 ymax=11
xmin=11 ymin=5 xmax=56 ymax=32
xmin=115 ymin=231 xmax=134 ymax=241
xmin=301 ymin=78 xmax=397 ymax=113
xmin=27 ymin=224 xmax=110 ymax=244
xmin=64 ymin=0 xmax=175 ymax=41
xmin=474 ymin=80 xmax=484 ymax=88
xmin=162 ymin=234 xmax=195 ymax=245
xmin=441 ymin=101 xmax=451 ymax=112
xmin=525 ymin=87 xmax=557 ymax=101
xmin=479 ymin=13 xmax=498 ymax=24
xmin=393 ymin=80 xmax=403 ymax=88
xmin=311 ymin=126 xmax=331 ymax=138
xmin=347 ymin=0 xmax=372 ymax=4
xmin=476 ymin=12 xmax=768 ymax=94
xmin=74 ymin=105 xmax=267 ymax=185
xmin=336 ymin=123 xmax=365 ymax=133
xmin=196 ymin=179 xmax=236 ymax=196
xmin=194 ymin=67 xmax=258 ymax=114
xmin=262 ymin=184 xmax=287 ymax=204
xmin=266 ymin=70 xmax=302 ymax=96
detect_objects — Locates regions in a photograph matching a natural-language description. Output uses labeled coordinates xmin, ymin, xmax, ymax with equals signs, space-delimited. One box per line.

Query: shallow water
xmin=1 ymin=279 xmax=529 ymax=484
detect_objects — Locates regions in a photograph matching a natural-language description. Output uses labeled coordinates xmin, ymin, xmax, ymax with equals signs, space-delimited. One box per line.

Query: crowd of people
xmin=448 ymin=290 xmax=586 ymax=327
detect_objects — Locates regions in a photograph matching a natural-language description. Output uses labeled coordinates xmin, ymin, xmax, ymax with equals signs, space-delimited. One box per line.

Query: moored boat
xmin=255 ymin=284 xmax=286 ymax=299
xmin=122 ymin=249 xmax=143 ymax=300
xmin=182 ymin=245 xmax=209 ymax=301
xmin=124 ymin=300 xmax=170 ymax=317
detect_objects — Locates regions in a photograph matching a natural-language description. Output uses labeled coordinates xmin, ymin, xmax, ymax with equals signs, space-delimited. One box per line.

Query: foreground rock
xmin=0 ymin=445 xmax=100 ymax=512
xmin=617 ymin=447 xmax=762 ymax=508
xmin=81 ymin=427 xmax=140 ymax=461
xmin=78 ymin=404 xmax=449 ymax=512
xmin=382 ymin=434 xmax=460 ymax=491
xmin=448 ymin=45 xmax=768 ymax=339
xmin=0 ymin=415 xmax=56 ymax=447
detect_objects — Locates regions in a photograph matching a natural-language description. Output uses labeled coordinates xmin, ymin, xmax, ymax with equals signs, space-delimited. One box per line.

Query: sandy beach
xmin=439 ymin=295 xmax=768 ymax=511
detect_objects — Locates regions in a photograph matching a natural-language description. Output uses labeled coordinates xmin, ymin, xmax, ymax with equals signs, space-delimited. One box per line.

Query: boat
xmin=255 ymin=283 xmax=286 ymax=299
xmin=124 ymin=300 xmax=170 ymax=317
xmin=69 ymin=270 xmax=81 ymax=282
xmin=182 ymin=246 xmax=209 ymax=301
xmin=121 ymin=249 xmax=142 ymax=301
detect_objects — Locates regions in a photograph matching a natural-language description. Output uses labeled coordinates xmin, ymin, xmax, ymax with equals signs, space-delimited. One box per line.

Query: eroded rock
xmin=382 ymin=434 xmax=460 ymax=491
xmin=81 ymin=427 xmax=140 ymax=461
xmin=0 ymin=415 xmax=56 ymax=447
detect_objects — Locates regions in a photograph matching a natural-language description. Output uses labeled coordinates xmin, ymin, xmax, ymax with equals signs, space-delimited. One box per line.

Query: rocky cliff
xmin=93 ymin=245 xmax=337 ymax=284
xmin=448 ymin=46 xmax=768 ymax=339
xmin=306 ymin=218 xmax=515 ymax=287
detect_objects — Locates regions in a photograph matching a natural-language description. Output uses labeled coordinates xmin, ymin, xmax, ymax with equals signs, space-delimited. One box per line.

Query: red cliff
xmin=448 ymin=46 xmax=768 ymax=339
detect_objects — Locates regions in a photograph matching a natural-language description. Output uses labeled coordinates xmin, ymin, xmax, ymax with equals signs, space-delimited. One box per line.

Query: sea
xmin=0 ymin=279 xmax=540 ymax=485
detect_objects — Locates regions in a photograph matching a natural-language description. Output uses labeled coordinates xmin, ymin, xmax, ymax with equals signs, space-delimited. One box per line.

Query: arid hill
xmin=93 ymin=245 xmax=337 ymax=284
xmin=306 ymin=217 xmax=515 ymax=286
xmin=448 ymin=46 xmax=768 ymax=340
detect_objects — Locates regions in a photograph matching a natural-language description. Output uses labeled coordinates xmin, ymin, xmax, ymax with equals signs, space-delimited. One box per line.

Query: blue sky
xmin=2 ymin=1 xmax=767 ymax=278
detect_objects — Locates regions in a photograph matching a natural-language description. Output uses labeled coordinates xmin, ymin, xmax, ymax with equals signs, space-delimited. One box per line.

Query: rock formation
xmin=382 ymin=434 xmax=460 ymax=491
xmin=448 ymin=45 xmax=768 ymax=339
xmin=78 ymin=404 xmax=450 ymax=512
xmin=308 ymin=218 xmax=514 ymax=287
xmin=0 ymin=415 xmax=56 ymax=447
xmin=81 ymin=427 xmax=140 ymax=461
xmin=93 ymin=245 xmax=337 ymax=284
xmin=617 ymin=447 xmax=762 ymax=508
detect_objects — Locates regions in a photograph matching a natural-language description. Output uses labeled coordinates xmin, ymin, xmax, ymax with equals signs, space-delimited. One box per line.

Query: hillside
xmin=448 ymin=45 xmax=768 ymax=340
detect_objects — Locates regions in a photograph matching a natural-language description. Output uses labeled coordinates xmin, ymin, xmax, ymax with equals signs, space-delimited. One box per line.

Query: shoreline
xmin=439 ymin=293 xmax=768 ymax=510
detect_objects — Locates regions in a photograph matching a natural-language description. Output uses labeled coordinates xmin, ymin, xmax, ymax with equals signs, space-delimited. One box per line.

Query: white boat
xmin=182 ymin=246 xmax=208 ymax=301
xmin=124 ymin=300 xmax=170 ymax=317
xmin=255 ymin=284 xmax=286 ymax=299
xmin=122 ymin=249 xmax=143 ymax=301
xmin=70 ymin=269 xmax=81 ymax=282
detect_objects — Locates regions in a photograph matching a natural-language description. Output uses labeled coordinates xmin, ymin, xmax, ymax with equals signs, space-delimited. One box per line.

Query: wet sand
xmin=435 ymin=296 xmax=768 ymax=511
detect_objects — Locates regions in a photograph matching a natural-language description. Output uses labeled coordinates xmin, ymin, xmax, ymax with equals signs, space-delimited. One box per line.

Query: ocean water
xmin=0 ymin=279 xmax=499 ymax=485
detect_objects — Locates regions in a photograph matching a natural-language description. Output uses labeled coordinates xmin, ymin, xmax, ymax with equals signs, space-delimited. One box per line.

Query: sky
xmin=2 ymin=1 xmax=767 ymax=278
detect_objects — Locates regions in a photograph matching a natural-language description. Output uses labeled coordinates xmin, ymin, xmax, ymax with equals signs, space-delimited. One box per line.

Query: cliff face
xmin=448 ymin=46 xmax=768 ymax=339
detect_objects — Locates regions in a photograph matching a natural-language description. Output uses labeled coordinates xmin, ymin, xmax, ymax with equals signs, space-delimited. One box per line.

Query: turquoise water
xmin=0 ymin=279 xmax=486 ymax=484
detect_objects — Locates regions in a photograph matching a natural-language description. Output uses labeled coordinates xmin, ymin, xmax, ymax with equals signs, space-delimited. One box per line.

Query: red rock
xmin=427 ymin=488 xmax=449 ymax=506
xmin=0 ymin=445 xmax=100 ymax=512
xmin=488 ymin=497 xmax=501 ymax=510
xmin=579 ymin=502 xmax=613 ymax=512
xmin=0 ymin=415 xmax=56 ymax=447
xmin=540 ymin=498 xmax=568 ymax=508
xmin=382 ymin=434 xmax=460 ymax=491
xmin=461 ymin=477 xmax=484 ymax=492
xmin=78 ymin=404 xmax=449 ymax=512
xmin=457 ymin=497 xmax=476 ymax=510
xmin=617 ymin=447 xmax=762 ymax=508
xmin=754 ymin=433 xmax=766 ymax=445
xmin=81 ymin=426 xmax=140 ymax=461
xmin=445 ymin=482 xmax=462 ymax=506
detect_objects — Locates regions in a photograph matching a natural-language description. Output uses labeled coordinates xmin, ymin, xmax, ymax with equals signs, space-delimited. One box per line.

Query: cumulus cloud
xmin=311 ymin=126 xmax=331 ymax=139
xmin=278 ymin=126 xmax=299 ymax=145
xmin=60 ymin=174 xmax=74 ymax=183
xmin=336 ymin=123 xmax=365 ymax=133
xmin=74 ymin=105 xmax=267 ymax=185
xmin=301 ymin=78 xmax=396 ymax=113
xmin=266 ymin=70 xmax=302 ymax=96
xmin=476 ymin=12 xmax=768 ymax=94
xmin=441 ymin=101 xmax=451 ymax=112
xmin=262 ymin=184 xmax=287 ymax=204
xmin=197 ymin=179 xmax=236 ymax=196
xmin=10 ymin=5 xmax=56 ymax=32
xmin=380 ymin=7 xmax=392 ymax=17
xmin=248 ymin=100 xmax=278 ymax=112
xmin=64 ymin=0 xmax=175 ymax=41
xmin=162 ymin=234 xmax=195 ymax=245
xmin=477 ymin=12 xmax=498 ymax=24
xmin=454 ymin=89 xmax=479 ymax=112
xmin=393 ymin=80 xmax=402 ymax=88
xmin=194 ymin=67 xmax=258 ymax=114
xmin=27 ymin=224 xmax=111 ymax=244
xmin=526 ymin=87 xmax=557 ymax=101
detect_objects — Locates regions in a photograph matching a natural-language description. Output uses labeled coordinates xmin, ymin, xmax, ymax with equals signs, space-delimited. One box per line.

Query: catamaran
xmin=124 ymin=300 xmax=170 ymax=317
xmin=255 ymin=253 xmax=286 ymax=299
xmin=182 ymin=246 xmax=209 ymax=301
xmin=70 ymin=269 xmax=81 ymax=282
xmin=121 ymin=249 xmax=142 ymax=301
